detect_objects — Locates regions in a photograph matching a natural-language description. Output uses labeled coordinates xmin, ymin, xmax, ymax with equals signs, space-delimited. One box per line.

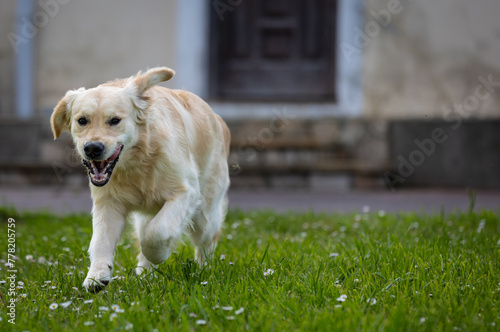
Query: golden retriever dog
xmin=50 ymin=67 xmax=230 ymax=292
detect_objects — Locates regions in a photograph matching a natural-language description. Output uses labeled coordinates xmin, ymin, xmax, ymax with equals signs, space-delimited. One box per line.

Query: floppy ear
xmin=123 ymin=67 xmax=175 ymax=110
xmin=50 ymin=87 xmax=85 ymax=139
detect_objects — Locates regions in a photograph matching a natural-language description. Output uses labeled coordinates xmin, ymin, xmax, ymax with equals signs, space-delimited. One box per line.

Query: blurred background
xmin=0 ymin=0 xmax=499 ymax=213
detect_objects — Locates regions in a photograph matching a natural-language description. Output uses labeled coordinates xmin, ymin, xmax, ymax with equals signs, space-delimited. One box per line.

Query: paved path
xmin=0 ymin=186 xmax=498 ymax=215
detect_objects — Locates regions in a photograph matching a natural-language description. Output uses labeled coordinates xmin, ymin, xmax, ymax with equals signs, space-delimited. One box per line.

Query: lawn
xmin=0 ymin=206 xmax=498 ymax=331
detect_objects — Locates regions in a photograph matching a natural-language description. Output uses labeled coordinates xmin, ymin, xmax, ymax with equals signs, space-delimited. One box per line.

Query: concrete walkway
xmin=0 ymin=186 xmax=498 ymax=215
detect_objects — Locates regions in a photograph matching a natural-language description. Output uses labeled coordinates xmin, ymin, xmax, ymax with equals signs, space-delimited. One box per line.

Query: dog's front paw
xmin=141 ymin=238 xmax=174 ymax=265
xmin=83 ymin=263 xmax=113 ymax=293
xmin=135 ymin=252 xmax=157 ymax=276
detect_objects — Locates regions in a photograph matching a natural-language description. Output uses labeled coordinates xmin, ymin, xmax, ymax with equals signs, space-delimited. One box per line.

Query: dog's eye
xmin=77 ymin=118 xmax=88 ymax=126
xmin=109 ymin=117 xmax=121 ymax=126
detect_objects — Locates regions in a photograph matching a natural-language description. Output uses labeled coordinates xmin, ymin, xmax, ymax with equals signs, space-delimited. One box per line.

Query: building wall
xmin=36 ymin=0 xmax=178 ymax=117
xmin=3 ymin=0 xmax=500 ymax=120
xmin=363 ymin=0 xmax=500 ymax=119
xmin=0 ymin=1 xmax=16 ymax=118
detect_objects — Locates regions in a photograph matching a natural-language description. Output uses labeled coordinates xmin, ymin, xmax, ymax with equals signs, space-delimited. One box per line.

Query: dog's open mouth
xmin=82 ymin=145 xmax=123 ymax=187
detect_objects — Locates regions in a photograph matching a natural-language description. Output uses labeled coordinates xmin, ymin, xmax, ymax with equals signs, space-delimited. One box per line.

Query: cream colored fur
xmin=50 ymin=67 xmax=230 ymax=292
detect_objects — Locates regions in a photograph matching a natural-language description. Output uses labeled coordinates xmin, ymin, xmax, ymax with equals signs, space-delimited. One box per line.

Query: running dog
xmin=50 ymin=67 xmax=230 ymax=292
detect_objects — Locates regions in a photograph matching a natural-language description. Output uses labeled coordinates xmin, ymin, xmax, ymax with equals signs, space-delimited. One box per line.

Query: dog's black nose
xmin=84 ymin=142 xmax=105 ymax=160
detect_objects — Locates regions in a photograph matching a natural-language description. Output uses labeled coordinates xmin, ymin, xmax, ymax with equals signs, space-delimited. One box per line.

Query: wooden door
xmin=210 ymin=0 xmax=337 ymax=101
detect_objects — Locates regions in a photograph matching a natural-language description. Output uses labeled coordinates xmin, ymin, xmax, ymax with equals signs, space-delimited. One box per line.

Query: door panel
xmin=210 ymin=0 xmax=337 ymax=101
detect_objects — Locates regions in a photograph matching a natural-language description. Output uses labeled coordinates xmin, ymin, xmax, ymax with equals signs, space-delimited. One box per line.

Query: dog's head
xmin=50 ymin=67 xmax=175 ymax=187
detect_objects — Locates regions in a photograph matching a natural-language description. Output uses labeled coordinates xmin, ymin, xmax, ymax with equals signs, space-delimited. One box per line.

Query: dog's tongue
xmin=108 ymin=146 xmax=122 ymax=160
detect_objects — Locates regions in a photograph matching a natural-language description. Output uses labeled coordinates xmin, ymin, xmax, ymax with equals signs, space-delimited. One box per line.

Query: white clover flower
xmin=263 ymin=269 xmax=274 ymax=277
xmin=477 ymin=219 xmax=486 ymax=233
xmin=112 ymin=304 xmax=124 ymax=313
xmin=49 ymin=303 xmax=58 ymax=310
xmin=336 ymin=294 xmax=347 ymax=302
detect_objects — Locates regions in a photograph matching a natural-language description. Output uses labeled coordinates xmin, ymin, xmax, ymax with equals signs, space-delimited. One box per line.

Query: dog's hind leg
xmin=132 ymin=212 xmax=157 ymax=275
xmin=190 ymin=195 xmax=227 ymax=267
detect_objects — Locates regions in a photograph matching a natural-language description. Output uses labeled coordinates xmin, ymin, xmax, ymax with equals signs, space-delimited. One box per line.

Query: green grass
xmin=0 ymin=206 xmax=499 ymax=331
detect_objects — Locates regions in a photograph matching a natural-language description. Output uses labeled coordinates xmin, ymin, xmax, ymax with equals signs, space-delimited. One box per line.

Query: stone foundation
xmin=1 ymin=119 xmax=498 ymax=189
